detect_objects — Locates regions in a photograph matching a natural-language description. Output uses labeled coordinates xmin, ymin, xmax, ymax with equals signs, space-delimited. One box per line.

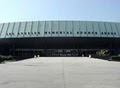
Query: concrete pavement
xmin=0 ymin=57 xmax=120 ymax=88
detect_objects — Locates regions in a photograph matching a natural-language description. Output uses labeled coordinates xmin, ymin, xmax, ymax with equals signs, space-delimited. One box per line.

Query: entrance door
xmin=46 ymin=49 xmax=78 ymax=56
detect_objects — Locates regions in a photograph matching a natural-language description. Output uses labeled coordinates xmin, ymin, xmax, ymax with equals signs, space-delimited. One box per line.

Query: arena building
xmin=0 ymin=21 xmax=120 ymax=58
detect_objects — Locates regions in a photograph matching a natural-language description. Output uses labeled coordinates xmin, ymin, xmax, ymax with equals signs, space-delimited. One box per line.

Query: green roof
xmin=0 ymin=21 xmax=120 ymax=38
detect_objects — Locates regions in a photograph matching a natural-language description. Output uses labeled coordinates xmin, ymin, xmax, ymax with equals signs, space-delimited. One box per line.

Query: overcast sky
xmin=0 ymin=0 xmax=120 ymax=23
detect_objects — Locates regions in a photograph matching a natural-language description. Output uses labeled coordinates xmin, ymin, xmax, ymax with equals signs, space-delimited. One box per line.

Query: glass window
xmin=77 ymin=32 xmax=79 ymax=34
xmin=88 ymin=32 xmax=90 ymax=34
xmin=104 ymin=32 xmax=106 ymax=34
xmin=95 ymin=32 xmax=97 ymax=34
xmin=49 ymin=32 xmax=50 ymax=34
xmin=70 ymin=31 xmax=72 ymax=34
xmin=84 ymin=32 xmax=86 ymax=34
xmin=80 ymin=31 xmax=83 ymax=34
xmin=114 ymin=32 xmax=116 ymax=35
xmin=66 ymin=31 xmax=69 ymax=34
xmin=101 ymin=32 xmax=103 ymax=34
xmin=56 ymin=31 xmax=58 ymax=34
xmin=111 ymin=32 xmax=113 ymax=35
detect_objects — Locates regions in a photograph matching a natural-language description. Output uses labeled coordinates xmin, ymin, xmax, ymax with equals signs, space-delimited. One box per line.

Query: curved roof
xmin=0 ymin=21 xmax=120 ymax=38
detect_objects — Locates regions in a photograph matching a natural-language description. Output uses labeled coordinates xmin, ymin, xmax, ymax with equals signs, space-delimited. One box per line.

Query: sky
xmin=0 ymin=0 xmax=120 ymax=23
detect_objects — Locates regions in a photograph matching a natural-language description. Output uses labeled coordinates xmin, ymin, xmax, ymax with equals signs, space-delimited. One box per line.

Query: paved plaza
xmin=0 ymin=57 xmax=120 ymax=88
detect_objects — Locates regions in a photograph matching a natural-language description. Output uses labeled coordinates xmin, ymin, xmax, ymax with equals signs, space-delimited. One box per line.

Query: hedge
xmin=109 ymin=56 xmax=120 ymax=61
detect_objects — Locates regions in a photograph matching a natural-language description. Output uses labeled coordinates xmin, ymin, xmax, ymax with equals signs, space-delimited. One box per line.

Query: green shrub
xmin=0 ymin=55 xmax=14 ymax=63
xmin=96 ymin=49 xmax=109 ymax=56
xmin=118 ymin=54 xmax=120 ymax=57
xmin=110 ymin=56 xmax=120 ymax=61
